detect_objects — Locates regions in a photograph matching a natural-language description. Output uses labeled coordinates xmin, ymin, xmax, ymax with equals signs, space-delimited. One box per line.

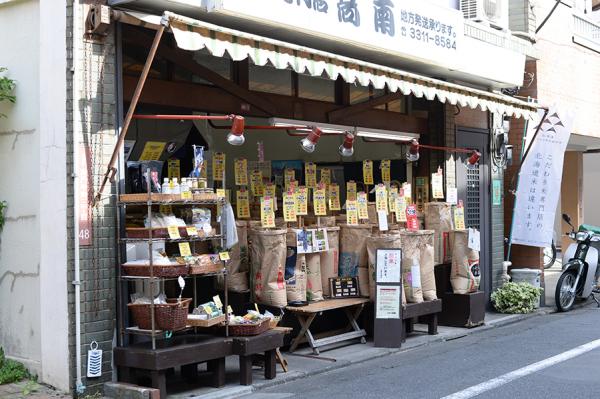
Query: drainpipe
xmin=71 ymin=0 xmax=85 ymax=394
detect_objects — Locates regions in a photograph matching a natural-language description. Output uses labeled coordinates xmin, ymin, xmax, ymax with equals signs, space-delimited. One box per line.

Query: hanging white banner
xmin=511 ymin=106 xmax=574 ymax=248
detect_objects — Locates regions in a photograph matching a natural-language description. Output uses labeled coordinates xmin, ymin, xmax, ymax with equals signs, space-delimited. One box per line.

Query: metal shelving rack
xmin=116 ymin=169 xmax=229 ymax=350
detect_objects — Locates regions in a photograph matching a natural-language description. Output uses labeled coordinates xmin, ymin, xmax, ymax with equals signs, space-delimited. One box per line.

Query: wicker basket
xmin=189 ymin=254 xmax=223 ymax=275
xmin=187 ymin=313 xmax=226 ymax=328
xmin=228 ymin=318 xmax=271 ymax=336
xmin=128 ymin=298 xmax=192 ymax=331
xmin=121 ymin=263 xmax=189 ymax=278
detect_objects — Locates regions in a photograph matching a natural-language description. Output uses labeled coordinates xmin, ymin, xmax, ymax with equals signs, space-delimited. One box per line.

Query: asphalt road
xmin=244 ymin=305 xmax=600 ymax=399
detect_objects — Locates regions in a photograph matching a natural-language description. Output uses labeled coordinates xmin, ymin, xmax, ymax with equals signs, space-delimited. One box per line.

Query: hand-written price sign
xmin=375 ymin=184 xmax=388 ymax=214
xmin=295 ymin=186 xmax=309 ymax=216
xmin=328 ymin=184 xmax=341 ymax=211
xmin=305 ymin=162 xmax=317 ymax=188
xmin=236 ymin=190 xmax=250 ymax=219
xmin=381 ymin=160 xmax=391 ymax=184
xmin=212 ymin=152 xmax=226 ymax=181
xmin=346 ymin=200 xmax=359 ymax=225
xmin=250 ymin=170 xmax=264 ymax=197
xmin=363 ymin=160 xmax=374 ymax=185
xmin=235 ymin=158 xmax=248 ymax=186
xmin=283 ymin=193 xmax=297 ymax=222
xmin=261 ymin=196 xmax=276 ymax=228
xmin=313 ymin=188 xmax=327 ymax=216
xmin=406 ymin=204 xmax=419 ymax=230
xmin=347 ymin=181 xmax=357 ymax=201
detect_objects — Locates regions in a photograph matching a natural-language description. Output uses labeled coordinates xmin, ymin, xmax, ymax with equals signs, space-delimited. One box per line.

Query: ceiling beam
xmin=327 ymin=91 xmax=406 ymax=123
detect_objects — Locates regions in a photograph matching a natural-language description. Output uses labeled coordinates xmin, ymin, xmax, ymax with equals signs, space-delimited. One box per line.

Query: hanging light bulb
xmin=227 ymin=115 xmax=245 ymax=146
xmin=300 ymin=126 xmax=322 ymax=153
xmin=466 ymin=150 xmax=481 ymax=170
xmin=338 ymin=132 xmax=355 ymax=157
xmin=406 ymin=140 xmax=420 ymax=162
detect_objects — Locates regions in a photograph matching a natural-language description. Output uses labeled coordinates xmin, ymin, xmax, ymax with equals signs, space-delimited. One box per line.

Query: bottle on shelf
xmin=172 ymin=178 xmax=181 ymax=194
xmin=162 ymin=178 xmax=172 ymax=194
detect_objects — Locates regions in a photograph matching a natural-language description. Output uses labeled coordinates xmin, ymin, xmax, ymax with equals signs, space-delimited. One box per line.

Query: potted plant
xmin=491 ymin=282 xmax=543 ymax=314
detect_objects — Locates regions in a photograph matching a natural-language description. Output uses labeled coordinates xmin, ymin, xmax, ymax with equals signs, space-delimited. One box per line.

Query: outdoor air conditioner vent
xmin=460 ymin=0 xmax=509 ymax=31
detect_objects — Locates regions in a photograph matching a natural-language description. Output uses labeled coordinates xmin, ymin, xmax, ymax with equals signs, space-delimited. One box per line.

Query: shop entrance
xmin=456 ymin=128 xmax=492 ymax=300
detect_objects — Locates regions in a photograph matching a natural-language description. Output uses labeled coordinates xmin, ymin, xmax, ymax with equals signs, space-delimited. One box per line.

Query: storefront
xmin=89 ymin=2 xmax=538 ymax=396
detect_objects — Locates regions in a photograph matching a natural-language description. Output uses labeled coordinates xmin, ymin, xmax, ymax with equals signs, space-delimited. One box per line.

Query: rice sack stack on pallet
xmin=339 ymin=224 xmax=373 ymax=297
xmin=249 ymin=228 xmax=287 ymax=307
xmin=424 ymin=202 xmax=454 ymax=265
xmin=399 ymin=230 xmax=437 ymax=303
xmin=319 ymin=226 xmax=340 ymax=297
xmin=285 ymin=229 xmax=307 ymax=303
xmin=366 ymin=233 xmax=405 ymax=303
xmin=450 ymin=230 xmax=480 ymax=294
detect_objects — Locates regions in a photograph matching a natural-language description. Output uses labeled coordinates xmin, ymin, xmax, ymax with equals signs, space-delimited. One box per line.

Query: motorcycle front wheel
xmin=555 ymin=270 xmax=577 ymax=312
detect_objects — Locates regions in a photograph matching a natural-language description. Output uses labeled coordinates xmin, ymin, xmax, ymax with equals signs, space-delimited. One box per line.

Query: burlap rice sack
xmin=217 ymin=221 xmax=249 ymax=292
xmin=320 ymin=227 xmax=340 ymax=297
xmin=358 ymin=266 xmax=369 ymax=298
xmin=401 ymin=230 xmax=436 ymax=301
xmin=249 ymin=229 xmax=287 ymax=307
xmin=286 ymin=269 xmax=307 ymax=303
xmin=424 ymin=203 xmax=454 ymax=265
xmin=450 ymin=230 xmax=481 ymax=294
xmin=339 ymin=224 xmax=373 ymax=278
xmin=306 ymin=253 xmax=324 ymax=301
xmin=304 ymin=216 xmax=336 ymax=227
xmin=228 ymin=272 xmax=249 ymax=293
xmin=366 ymin=234 xmax=402 ymax=301
xmin=285 ymin=229 xmax=307 ymax=303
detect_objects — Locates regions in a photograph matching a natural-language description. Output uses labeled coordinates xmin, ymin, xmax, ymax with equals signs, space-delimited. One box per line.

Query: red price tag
xmin=406 ymin=204 xmax=419 ymax=230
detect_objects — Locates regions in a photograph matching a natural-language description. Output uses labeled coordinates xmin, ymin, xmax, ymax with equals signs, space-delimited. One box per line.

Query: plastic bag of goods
xmin=217 ymin=220 xmax=249 ymax=292
xmin=400 ymin=230 xmax=437 ymax=302
xmin=339 ymin=224 xmax=373 ymax=297
xmin=249 ymin=229 xmax=287 ymax=307
xmin=285 ymin=229 xmax=307 ymax=303
xmin=424 ymin=202 xmax=454 ymax=265
xmin=366 ymin=234 xmax=403 ymax=302
xmin=320 ymin=227 xmax=340 ymax=297
xmin=450 ymin=230 xmax=480 ymax=294
xmin=306 ymin=253 xmax=324 ymax=301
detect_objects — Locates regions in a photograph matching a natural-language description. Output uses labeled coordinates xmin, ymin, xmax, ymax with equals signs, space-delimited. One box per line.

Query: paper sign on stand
xmin=406 ymin=204 xmax=419 ymax=230
xmin=167 ymin=226 xmax=181 ymax=239
xmin=250 ymin=170 xmax=264 ymax=197
xmin=403 ymin=183 xmax=412 ymax=202
xmin=395 ymin=196 xmax=407 ymax=222
xmin=432 ymin=168 xmax=444 ymax=199
xmin=178 ymin=242 xmax=192 ymax=257
xmin=168 ymin=159 xmax=181 ymax=180
xmin=320 ymin=168 xmax=331 ymax=185
xmin=389 ymin=187 xmax=398 ymax=213
xmin=265 ymin=183 xmax=277 ymax=210
xmin=313 ymin=188 xmax=327 ymax=216
xmin=284 ymin=169 xmax=295 ymax=189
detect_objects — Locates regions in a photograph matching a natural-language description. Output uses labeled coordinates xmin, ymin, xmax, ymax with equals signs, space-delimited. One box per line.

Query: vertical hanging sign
xmin=363 ymin=160 xmax=374 ymax=185
xmin=381 ymin=160 xmax=391 ymax=184
xmin=235 ymin=158 xmax=248 ymax=186
xmin=305 ymin=162 xmax=317 ymax=188
xmin=212 ymin=152 xmax=226 ymax=181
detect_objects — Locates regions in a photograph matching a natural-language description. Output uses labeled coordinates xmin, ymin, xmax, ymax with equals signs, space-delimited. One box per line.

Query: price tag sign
xmin=403 ymin=183 xmax=412 ymax=202
xmin=406 ymin=204 xmax=419 ymax=230
xmin=167 ymin=225 xmax=181 ymax=239
xmin=375 ymin=184 xmax=388 ymax=214
xmin=139 ymin=141 xmax=166 ymax=161
xmin=305 ymin=162 xmax=317 ymax=188
xmin=284 ymin=168 xmax=295 ymax=189
xmin=219 ymin=251 xmax=231 ymax=261
xmin=212 ymin=295 xmax=223 ymax=309
xmin=381 ymin=159 xmax=391 ymax=183
xmin=179 ymin=242 xmax=192 ymax=257
xmin=328 ymin=184 xmax=341 ymax=211
xmin=167 ymin=159 xmax=181 ymax=180
xmin=389 ymin=187 xmax=398 ymax=213
xmin=357 ymin=192 xmax=369 ymax=220
xmin=446 ymin=187 xmax=458 ymax=205
xmin=261 ymin=196 xmax=276 ymax=228
xmin=363 ymin=160 xmax=374 ymax=185
xmin=432 ymin=169 xmax=444 ymax=199
xmin=454 ymin=201 xmax=466 ymax=230
xmin=236 ymin=190 xmax=251 ymax=219
xmin=346 ymin=200 xmax=359 ymax=225
xmin=296 ymin=186 xmax=308 ymax=216
xmin=313 ymin=188 xmax=327 ymax=216
xmin=212 ymin=152 xmax=226 ymax=181
xmin=265 ymin=183 xmax=277 ymax=210
xmin=181 ymin=191 xmax=193 ymax=200
xmin=320 ymin=168 xmax=331 ymax=185
xmin=186 ymin=226 xmax=199 ymax=237
xmin=235 ymin=158 xmax=248 ymax=186
xmin=283 ymin=192 xmax=297 ymax=222
xmin=346 ymin=181 xmax=357 ymax=201
xmin=395 ymin=196 xmax=407 ymax=222
xmin=250 ymin=170 xmax=264 ymax=197
xmin=159 ymin=205 xmax=173 ymax=215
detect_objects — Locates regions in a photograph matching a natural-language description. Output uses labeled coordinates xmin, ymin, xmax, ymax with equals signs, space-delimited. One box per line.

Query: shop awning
xmin=115 ymin=10 xmax=538 ymax=120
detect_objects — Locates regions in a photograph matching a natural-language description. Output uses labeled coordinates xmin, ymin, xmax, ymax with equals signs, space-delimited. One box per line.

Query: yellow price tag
xmin=346 ymin=200 xmax=359 ymax=225
xmin=313 ymin=188 xmax=327 ymax=216
xmin=250 ymin=170 xmax=264 ymax=197
xmin=454 ymin=202 xmax=466 ymax=230
xmin=178 ymin=242 xmax=192 ymax=257
xmin=403 ymin=183 xmax=412 ymax=202
xmin=284 ymin=169 xmax=295 ymax=189
xmin=167 ymin=159 xmax=181 ymax=180
xmin=346 ymin=181 xmax=357 ymax=201
xmin=375 ymin=184 xmax=388 ymax=214
xmin=167 ymin=225 xmax=181 ymax=239
xmin=432 ymin=170 xmax=444 ymax=199
xmin=381 ymin=159 xmax=391 ymax=183
xmin=357 ymin=192 xmax=369 ymax=220
xmin=181 ymin=191 xmax=193 ymax=200
xmin=212 ymin=295 xmax=223 ymax=309
xmin=159 ymin=205 xmax=172 ymax=215
xmin=236 ymin=190 xmax=251 ymax=219
xmin=235 ymin=158 xmax=248 ymax=186
xmin=265 ymin=184 xmax=277 ymax=210
xmin=261 ymin=196 xmax=276 ymax=228
xmin=219 ymin=252 xmax=231 ymax=261
xmin=320 ymin=168 xmax=331 ymax=185
xmin=363 ymin=160 xmax=374 ymax=185
xmin=212 ymin=152 xmax=226 ymax=181
xmin=395 ymin=196 xmax=407 ymax=222
xmin=186 ymin=226 xmax=199 ymax=236
xmin=283 ymin=193 xmax=297 ymax=222
xmin=139 ymin=141 xmax=166 ymax=161
xmin=305 ymin=162 xmax=317 ymax=188
xmin=389 ymin=187 xmax=398 ymax=213
xmin=216 ymin=189 xmax=226 ymax=199
xmin=328 ymin=184 xmax=341 ymax=211
xmin=295 ymin=186 xmax=308 ymax=216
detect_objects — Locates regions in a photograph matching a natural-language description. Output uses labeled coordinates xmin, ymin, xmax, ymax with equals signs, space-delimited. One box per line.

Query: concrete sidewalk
xmin=167 ymin=309 xmax=554 ymax=399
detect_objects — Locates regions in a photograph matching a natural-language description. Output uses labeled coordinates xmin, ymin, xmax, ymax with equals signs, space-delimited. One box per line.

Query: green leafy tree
xmin=0 ymin=67 xmax=16 ymax=118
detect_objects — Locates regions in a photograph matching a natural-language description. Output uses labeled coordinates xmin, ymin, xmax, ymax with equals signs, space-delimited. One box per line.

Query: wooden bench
xmin=285 ymin=298 xmax=369 ymax=355
xmin=231 ymin=330 xmax=286 ymax=385
xmin=114 ymin=335 xmax=232 ymax=398
xmin=402 ymin=299 xmax=442 ymax=339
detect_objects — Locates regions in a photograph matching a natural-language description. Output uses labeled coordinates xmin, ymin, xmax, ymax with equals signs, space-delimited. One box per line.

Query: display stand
xmin=374 ymin=249 xmax=403 ymax=348
xmin=434 ymin=263 xmax=485 ymax=328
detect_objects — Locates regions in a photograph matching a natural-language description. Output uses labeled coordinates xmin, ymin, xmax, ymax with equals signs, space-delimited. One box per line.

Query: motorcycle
xmin=555 ymin=213 xmax=600 ymax=312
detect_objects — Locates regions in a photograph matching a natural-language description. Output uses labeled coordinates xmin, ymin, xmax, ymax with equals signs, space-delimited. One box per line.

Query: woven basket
xmin=189 ymin=254 xmax=223 ymax=275
xmin=122 ymin=263 xmax=189 ymax=278
xmin=228 ymin=318 xmax=270 ymax=336
xmin=128 ymin=298 xmax=192 ymax=331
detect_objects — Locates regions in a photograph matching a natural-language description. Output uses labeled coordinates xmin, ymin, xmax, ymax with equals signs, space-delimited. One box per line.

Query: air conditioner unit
xmin=460 ymin=0 xmax=509 ymax=31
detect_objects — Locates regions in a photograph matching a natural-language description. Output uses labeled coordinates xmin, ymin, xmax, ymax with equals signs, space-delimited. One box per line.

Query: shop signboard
xmin=512 ymin=107 xmax=573 ymax=248
xmin=208 ymin=0 xmax=464 ymax=70
xmin=374 ymin=248 xmax=403 ymax=348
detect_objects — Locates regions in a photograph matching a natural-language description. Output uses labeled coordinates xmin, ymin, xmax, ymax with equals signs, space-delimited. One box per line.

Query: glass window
xmin=249 ymin=63 xmax=293 ymax=96
xmin=298 ymin=73 xmax=335 ymax=102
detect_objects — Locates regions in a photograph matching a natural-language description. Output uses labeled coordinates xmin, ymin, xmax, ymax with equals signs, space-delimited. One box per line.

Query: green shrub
xmin=0 ymin=347 xmax=30 ymax=385
xmin=491 ymin=282 xmax=543 ymax=314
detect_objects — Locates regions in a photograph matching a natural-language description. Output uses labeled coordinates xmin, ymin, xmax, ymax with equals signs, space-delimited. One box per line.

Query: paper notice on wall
xmin=357 ymin=192 xmax=369 ymax=220
xmin=296 ymin=186 xmax=308 ymax=216
xmin=363 ymin=160 xmax=374 ymax=185
xmin=235 ymin=158 xmax=248 ymax=186
xmin=305 ymin=162 xmax=317 ymax=188
xmin=381 ymin=159 xmax=391 ymax=184
xmin=346 ymin=200 xmax=359 ymax=225
xmin=376 ymin=286 xmax=401 ymax=319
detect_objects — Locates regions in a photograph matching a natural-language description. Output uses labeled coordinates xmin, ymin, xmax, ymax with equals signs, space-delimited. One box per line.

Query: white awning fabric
xmin=121 ymin=10 xmax=538 ymax=120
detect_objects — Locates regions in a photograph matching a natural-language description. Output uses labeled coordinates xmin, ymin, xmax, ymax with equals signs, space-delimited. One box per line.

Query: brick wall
xmin=67 ymin=1 xmax=118 ymax=394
